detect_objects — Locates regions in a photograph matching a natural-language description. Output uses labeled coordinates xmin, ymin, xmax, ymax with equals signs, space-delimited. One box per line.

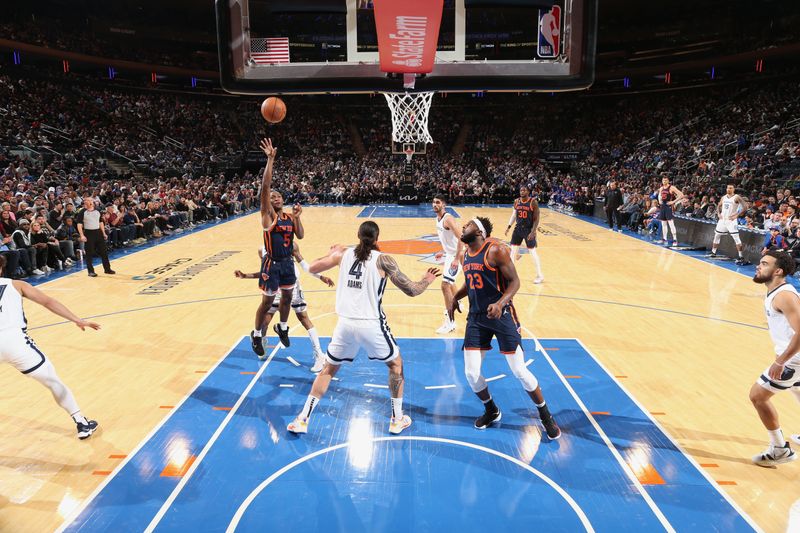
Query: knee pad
xmin=506 ymin=352 xmax=539 ymax=392
xmin=463 ymin=350 xmax=487 ymax=393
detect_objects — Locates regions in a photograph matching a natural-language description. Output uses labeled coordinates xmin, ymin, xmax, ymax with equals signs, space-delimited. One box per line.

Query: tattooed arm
xmin=376 ymin=254 xmax=440 ymax=297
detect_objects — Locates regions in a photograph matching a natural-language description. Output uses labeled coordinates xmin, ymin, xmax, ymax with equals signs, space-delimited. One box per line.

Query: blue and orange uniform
xmin=658 ymin=186 xmax=674 ymax=221
xmin=259 ymin=212 xmax=297 ymax=295
xmin=510 ymin=198 xmax=537 ymax=248
xmin=462 ymin=240 xmax=522 ymax=354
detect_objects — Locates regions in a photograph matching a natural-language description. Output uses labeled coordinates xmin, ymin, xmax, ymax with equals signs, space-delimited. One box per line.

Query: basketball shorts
xmin=510 ymin=227 xmax=537 ymax=248
xmin=0 ymin=328 xmax=47 ymax=374
xmin=658 ymin=204 xmax=674 ymax=221
xmin=715 ymin=219 xmax=738 ymax=235
xmin=269 ymin=284 xmax=307 ymax=314
xmin=463 ymin=306 xmax=522 ymax=354
xmin=258 ymin=257 xmax=297 ymax=296
xmin=442 ymin=254 xmax=463 ymax=285
xmin=325 ymin=317 xmax=399 ymax=365
xmin=757 ymin=359 xmax=800 ymax=393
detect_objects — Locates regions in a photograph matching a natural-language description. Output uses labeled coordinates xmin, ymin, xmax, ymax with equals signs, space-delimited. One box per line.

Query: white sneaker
xmin=389 ymin=415 xmax=412 ymax=435
xmin=533 ymin=276 xmax=544 ymax=284
xmin=436 ymin=321 xmax=456 ymax=334
xmin=287 ymin=416 xmax=309 ymax=434
xmin=752 ymin=443 xmax=797 ymax=467
xmin=311 ymin=351 xmax=325 ymax=373
xmin=32 ymin=269 xmax=45 ymax=276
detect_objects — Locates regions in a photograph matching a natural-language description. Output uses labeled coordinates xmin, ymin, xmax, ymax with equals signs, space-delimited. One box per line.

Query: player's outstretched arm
xmin=487 ymin=244 xmax=520 ymax=318
xmin=259 ymin=138 xmax=277 ymax=228
xmin=377 ymin=254 xmax=440 ymax=297
xmin=308 ymin=244 xmax=346 ymax=275
xmin=505 ymin=203 xmax=516 ymax=236
xmin=13 ymin=281 xmax=100 ymax=331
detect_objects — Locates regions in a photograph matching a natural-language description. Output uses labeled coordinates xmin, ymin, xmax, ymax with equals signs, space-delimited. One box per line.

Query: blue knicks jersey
xmin=463 ymin=240 xmax=508 ymax=314
xmin=264 ymin=213 xmax=294 ymax=260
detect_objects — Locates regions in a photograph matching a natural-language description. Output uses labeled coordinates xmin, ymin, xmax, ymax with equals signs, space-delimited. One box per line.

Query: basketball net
xmin=382 ymin=91 xmax=434 ymax=158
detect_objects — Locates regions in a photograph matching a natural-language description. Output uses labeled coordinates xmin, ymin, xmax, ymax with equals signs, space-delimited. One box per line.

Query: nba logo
xmin=538 ymin=5 xmax=561 ymax=58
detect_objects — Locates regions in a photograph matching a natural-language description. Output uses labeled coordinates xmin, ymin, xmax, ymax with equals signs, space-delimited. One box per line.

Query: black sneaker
xmin=542 ymin=415 xmax=561 ymax=440
xmin=250 ymin=331 xmax=265 ymax=357
xmin=474 ymin=408 xmax=502 ymax=430
xmin=88 ymin=272 xmax=98 ymax=278
xmin=104 ymin=269 xmax=116 ymax=275
xmin=77 ymin=419 xmax=99 ymax=440
xmin=735 ymin=258 xmax=750 ymax=266
xmin=274 ymin=324 xmax=291 ymax=348
xmin=707 ymin=252 xmax=717 ymax=258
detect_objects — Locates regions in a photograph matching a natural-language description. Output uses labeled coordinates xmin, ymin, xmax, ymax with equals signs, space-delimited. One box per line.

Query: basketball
xmin=260 ymin=97 xmax=286 ymax=123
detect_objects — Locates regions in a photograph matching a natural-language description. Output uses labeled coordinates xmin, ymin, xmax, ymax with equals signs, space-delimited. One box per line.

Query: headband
xmin=473 ymin=218 xmax=486 ymax=237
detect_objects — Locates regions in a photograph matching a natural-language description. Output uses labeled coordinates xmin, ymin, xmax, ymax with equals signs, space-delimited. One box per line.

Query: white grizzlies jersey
xmin=765 ymin=283 xmax=800 ymax=361
xmin=721 ymin=195 xmax=738 ymax=218
xmin=335 ymin=247 xmax=386 ymax=320
xmin=436 ymin=213 xmax=459 ymax=256
xmin=0 ymin=278 xmax=26 ymax=331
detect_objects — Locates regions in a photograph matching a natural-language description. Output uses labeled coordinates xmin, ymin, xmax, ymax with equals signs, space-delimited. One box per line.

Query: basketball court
xmin=1 ymin=206 xmax=797 ymax=532
xmin=1 ymin=0 xmax=797 ymax=532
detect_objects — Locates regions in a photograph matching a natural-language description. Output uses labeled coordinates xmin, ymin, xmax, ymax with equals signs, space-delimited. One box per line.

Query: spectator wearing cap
xmin=762 ymin=227 xmax=788 ymax=255
xmin=76 ymin=197 xmax=114 ymax=277
xmin=12 ymin=219 xmax=46 ymax=275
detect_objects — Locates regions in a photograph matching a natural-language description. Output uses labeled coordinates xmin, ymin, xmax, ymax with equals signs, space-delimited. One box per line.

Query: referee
xmin=76 ymin=198 xmax=114 ymax=278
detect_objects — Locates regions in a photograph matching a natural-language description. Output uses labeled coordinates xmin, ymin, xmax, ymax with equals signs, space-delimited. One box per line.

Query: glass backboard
xmin=216 ymin=0 xmax=597 ymax=95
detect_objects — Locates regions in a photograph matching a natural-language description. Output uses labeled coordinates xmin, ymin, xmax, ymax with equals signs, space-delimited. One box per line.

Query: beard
xmin=753 ymin=272 xmax=770 ymax=283
xmin=461 ymin=232 xmax=478 ymax=244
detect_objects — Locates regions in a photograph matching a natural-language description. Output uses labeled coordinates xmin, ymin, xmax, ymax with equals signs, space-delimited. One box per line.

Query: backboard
xmin=216 ymin=0 xmax=597 ymax=95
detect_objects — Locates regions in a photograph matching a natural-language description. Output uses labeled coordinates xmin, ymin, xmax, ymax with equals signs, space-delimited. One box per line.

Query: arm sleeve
xmin=300 ymin=259 xmax=322 ymax=279
xmin=508 ymin=210 xmax=516 ymax=227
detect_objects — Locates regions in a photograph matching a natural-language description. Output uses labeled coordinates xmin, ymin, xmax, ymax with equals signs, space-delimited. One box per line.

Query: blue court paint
xmin=63 ymin=338 xmax=755 ymax=532
xmin=358 ymin=205 xmax=460 ymax=218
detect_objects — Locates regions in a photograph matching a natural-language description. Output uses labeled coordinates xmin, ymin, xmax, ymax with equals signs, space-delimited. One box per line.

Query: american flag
xmin=251 ymin=38 xmax=290 ymax=64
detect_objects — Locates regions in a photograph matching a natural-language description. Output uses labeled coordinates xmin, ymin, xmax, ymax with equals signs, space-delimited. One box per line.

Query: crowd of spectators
xmin=1 ymin=64 xmax=798 ymax=277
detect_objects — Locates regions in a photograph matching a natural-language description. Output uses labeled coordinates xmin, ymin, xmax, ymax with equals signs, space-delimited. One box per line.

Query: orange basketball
xmin=260 ymin=97 xmax=286 ymax=123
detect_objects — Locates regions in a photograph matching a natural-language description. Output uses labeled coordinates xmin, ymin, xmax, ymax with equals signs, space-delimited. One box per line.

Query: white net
xmin=382 ymin=92 xmax=434 ymax=146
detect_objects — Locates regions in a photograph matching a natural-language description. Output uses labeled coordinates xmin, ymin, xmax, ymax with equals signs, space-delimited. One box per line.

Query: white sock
xmin=307 ymin=327 xmax=321 ymax=353
xmin=71 ymin=411 xmax=88 ymax=425
xmin=253 ymin=329 xmax=262 ymax=338
xmin=529 ymin=248 xmax=542 ymax=277
xmin=300 ymin=395 xmax=320 ymax=420
xmin=738 ymin=250 xmax=743 ymax=258
xmin=391 ymin=397 xmax=404 ymax=419
xmin=510 ymin=245 xmax=520 ymax=262
xmin=668 ymin=220 xmax=677 ymax=240
xmin=279 ymin=321 xmax=288 ymax=330
xmin=661 ymin=224 xmax=668 ymax=240
xmin=768 ymin=428 xmax=785 ymax=447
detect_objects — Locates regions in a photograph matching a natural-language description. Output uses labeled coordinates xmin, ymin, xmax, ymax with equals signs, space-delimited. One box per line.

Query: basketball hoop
xmin=382 ymin=91 xmax=435 ymax=158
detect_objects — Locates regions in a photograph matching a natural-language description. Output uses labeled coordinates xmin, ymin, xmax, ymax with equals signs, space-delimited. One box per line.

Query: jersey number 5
xmin=466 ymin=273 xmax=484 ymax=289
xmin=348 ymin=261 xmax=364 ymax=280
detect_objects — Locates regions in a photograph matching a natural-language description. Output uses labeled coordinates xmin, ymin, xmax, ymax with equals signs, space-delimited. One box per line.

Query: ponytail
xmin=354 ymin=220 xmax=380 ymax=262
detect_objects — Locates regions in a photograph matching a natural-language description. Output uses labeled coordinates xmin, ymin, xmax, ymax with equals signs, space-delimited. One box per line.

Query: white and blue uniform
xmin=715 ymin=195 xmax=740 ymax=235
xmin=325 ymin=248 xmax=399 ymax=365
xmin=437 ymin=212 xmax=461 ymax=285
xmin=0 ymin=278 xmax=47 ymax=374
xmin=758 ymin=283 xmax=800 ymax=392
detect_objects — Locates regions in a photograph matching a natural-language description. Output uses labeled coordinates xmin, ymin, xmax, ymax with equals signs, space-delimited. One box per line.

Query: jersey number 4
xmin=348 ymin=261 xmax=364 ymax=280
xmin=466 ymin=273 xmax=484 ymax=289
